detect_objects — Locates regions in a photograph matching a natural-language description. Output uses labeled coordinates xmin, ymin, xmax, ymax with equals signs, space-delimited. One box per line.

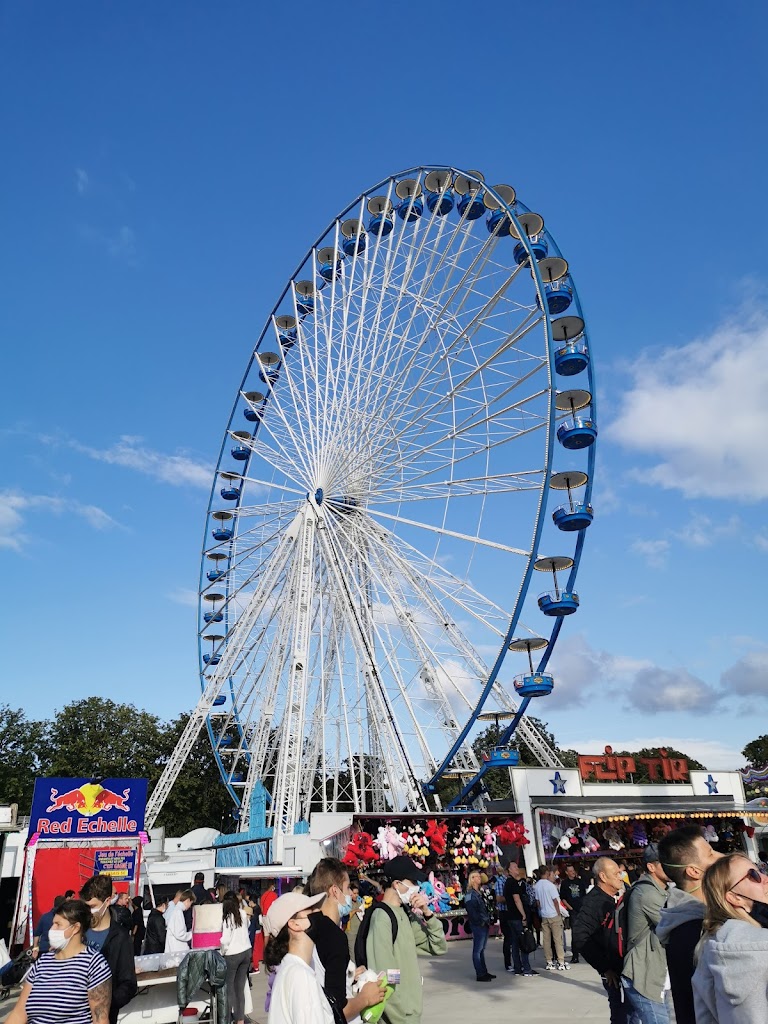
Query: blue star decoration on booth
xmin=705 ymin=774 xmax=719 ymax=794
xmin=550 ymin=771 xmax=567 ymax=794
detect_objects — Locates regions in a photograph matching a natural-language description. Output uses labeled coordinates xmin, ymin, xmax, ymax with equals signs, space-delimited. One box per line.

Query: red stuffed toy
xmin=425 ymin=819 xmax=448 ymax=858
xmin=342 ymin=830 xmax=379 ymax=868
xmin=495 ymin=818 xmax=530 ymax=847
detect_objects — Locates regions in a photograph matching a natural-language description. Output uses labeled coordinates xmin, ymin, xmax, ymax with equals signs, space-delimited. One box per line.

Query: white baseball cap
xmin=263 ymin=891 xmax=325 ymax=937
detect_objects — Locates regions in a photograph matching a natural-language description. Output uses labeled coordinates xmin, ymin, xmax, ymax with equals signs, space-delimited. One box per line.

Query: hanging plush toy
xmin=496 ymin=818 xmax=530 ymax=847
xmin=425 ymin=872 xmax=451 ymax=914
xmin=631 ymin=821 xmax=649 ymax=848
xmin=482 ymin=823 xmax=499 ymax=863
xmin=577 ymin=824 xmax=600 ymax=854
xmin=703 ymin=824 xmax=719 ymax=844
xmin=603 ymin=827 xmax=625 ymax=851
xmin=384 ymin=824 xmax=406 ymax=860
xmin=343 ymin=830 xmax=378 ymax=868
xmin=650 ymin=822 xmax=672 ymax=843
xmin=425 ymin=819 xmax=448 ymax=858
xmin=558 ymin=828 xmax=577 ymax=851
xmin=374 ymin=826 xmax=390 ymax=861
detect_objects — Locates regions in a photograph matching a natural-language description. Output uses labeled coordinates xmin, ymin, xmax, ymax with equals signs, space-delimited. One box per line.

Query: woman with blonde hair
xmin=692 ymin=852 xmax=768 ymax=1024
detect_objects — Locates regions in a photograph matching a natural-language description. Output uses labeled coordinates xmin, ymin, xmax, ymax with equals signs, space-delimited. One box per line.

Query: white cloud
xmin=631 ymin=538 xmax=670 ymax=569
xmin=167 ymin=587 xmax=200 ymax=607
xmin=625 ymin=666 xmax=720 ymax=714
xmin=544 ymin=634 xmax=652 ymax=709
xmin=0 ymin=489 xmax=121 ymax=552
xmin=75 ymin=168 xmax=90 ymax=195
xmin=721 ymin=651 xmax=768 ymax=696
xmin=44 ymin=434 xmax=212 ymax=489
xmin=608 ymin=309 xmax=768 ymax=500
xmin=756 ymin=533 xmax=768 ymax=553
xmin=558 ymin=735 xmax=744 ymax=771
xmin=672 ymin=513 xmax=741 ymax=549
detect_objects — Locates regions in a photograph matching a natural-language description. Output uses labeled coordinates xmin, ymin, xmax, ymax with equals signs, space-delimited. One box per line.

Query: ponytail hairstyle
xmin=264 ymin=924 xmax=290 ymax=969
xmin=701 ymin=854 xmax=758 ymax=936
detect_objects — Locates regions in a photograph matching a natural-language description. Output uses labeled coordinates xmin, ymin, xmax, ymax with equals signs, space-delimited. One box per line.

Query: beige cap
xmin=263 ymin=891 xmax=325 ymax=937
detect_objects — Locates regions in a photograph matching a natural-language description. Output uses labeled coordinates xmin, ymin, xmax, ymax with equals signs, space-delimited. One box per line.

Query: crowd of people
xmin=9 ymin=833 xmax=768 ymax=1024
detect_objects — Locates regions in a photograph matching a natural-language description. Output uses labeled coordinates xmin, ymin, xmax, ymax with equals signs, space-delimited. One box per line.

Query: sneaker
xmin=477 ymin=975 xmax=493 ymax=983
xmin=557 ymin=961 xmax=570 ymax=971
xmin=522 ymin=970 xmax=539 ymax=976
xmin=505 ymin=966 xmax=515 ymax=973
xmin=545 ymin=961 xmax=557 ymax=971
xmin=485 ymin=973 xmax=497 ymax=980
xmin=570 ymin=956 xmax=580 ymax=964
xmin=513 ymin=970 xmax=525 ymax=976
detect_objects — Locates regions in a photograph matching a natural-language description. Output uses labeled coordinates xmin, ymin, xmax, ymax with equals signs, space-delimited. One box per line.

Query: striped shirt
xmin=25 ymin=947 xmax=111 ymax=1024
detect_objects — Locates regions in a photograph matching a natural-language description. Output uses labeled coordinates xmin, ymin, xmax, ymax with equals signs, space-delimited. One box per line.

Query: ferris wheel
xmin=145 ymin=166 xmax=596 ymax=847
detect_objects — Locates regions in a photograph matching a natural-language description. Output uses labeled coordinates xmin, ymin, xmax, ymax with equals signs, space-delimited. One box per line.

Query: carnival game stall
xmin=504 ymin=747 xmax=756 ymax=874
xmin=335 ymin=813 xmax=529 ymax=940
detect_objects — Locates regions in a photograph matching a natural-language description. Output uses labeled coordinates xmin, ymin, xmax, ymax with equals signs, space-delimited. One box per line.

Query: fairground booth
xmin=495 ymin=746 xmax=757 ymax=874
xmin=12 ymin=777 xmax=147 ymax=949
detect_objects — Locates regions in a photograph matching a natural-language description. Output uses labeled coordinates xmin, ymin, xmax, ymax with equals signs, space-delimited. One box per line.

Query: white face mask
xmin=396 ymin=883 xmax=419 ymax=906
xmin=49 ymin=925 xmax=75 ymax=951
xmin=338 ymin=892 xmax=353 ymax=912
xmin=91 ymin=898 xmax=110 ymax=923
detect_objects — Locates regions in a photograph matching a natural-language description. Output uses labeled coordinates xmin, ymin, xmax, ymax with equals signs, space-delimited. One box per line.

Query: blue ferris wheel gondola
xmin=189 ymin=164 xmax=597 ymax=825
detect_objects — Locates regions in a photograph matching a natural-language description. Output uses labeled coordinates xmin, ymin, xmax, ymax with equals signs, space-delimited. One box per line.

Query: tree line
xmin=0 ymin=698 xmax=232 ymax=835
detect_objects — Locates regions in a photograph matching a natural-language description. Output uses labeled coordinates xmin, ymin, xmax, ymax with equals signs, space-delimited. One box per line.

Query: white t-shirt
xmin=534 ymin=878 xmax=561 ymax=919
xmin=268 ymin=954 xmax=334 ymax=1024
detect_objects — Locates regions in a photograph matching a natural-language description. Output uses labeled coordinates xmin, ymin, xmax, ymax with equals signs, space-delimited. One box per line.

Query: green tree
xmin=743 ymin=736 xmax=768 ymax=770
xmin=0 ymin=705 xmax=47 ymax=812
xmin=42 ymin=697 xmax=165 ymax=783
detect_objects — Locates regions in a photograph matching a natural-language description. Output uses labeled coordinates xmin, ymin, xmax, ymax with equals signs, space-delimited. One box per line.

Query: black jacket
xmin=664 ymin=918 xmax=700 ymax=1024
xmin=571 ymin=886 xmax=622 ymax=977
xmin=143 ymin=908 xmax=167 ymax=955
xmin=98 ymin=911 xmax=139 ymax=1024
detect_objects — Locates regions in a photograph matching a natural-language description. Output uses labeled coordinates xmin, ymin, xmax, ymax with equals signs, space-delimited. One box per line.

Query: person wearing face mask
xmin=365 ymin=856 xmax=447 ymax=1024
xmin=7 ymin=898 xmax=112 ymax=1024
xmin=307 ymin=858 xmax=386 ymax=1021
xmin=79 ymin=874 xmax=137 ymax=1024
xmin=656 ymin=825 xmax=723 ymax=1024
xmin=263 ymin=891 xmax=334 ymax=1024
xmin=692 ymin=853 xmax=768 ymax=1024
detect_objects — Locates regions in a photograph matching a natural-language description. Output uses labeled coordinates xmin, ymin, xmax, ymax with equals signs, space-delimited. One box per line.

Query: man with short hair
xmin=560 ymin=864 xmax=587 ymax=964
xmin=80 ymin=873 xmax=138 ymax=1024
xmin=144 ymin=896 xmax=168 ymax=954
xmin=307 ymin=857 xmax=385 ymax=1020
xmin=186 ymin=871 xmax=211 ymax=929
xmin=572 ymin=857 xmax=627 ymax=1024
xmin=656 ymin=826 xmax=722 ymax=1024
xmin=502 ymin=862 xmax=537 ymax=976
xmin=534 ymin=866 xmax=567 ymax=971
xmin=165 ymin=888 xmax=195 ymax=952
xmin=365 ymin=855 xmax=447 ymax=1024
xmin=114 ymin=891 xmax=133 ymax=930
xmin=622 ymin=844 xmax=670 ymax=1024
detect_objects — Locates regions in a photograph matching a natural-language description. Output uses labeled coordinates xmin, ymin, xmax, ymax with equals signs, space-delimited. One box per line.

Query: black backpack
xmin=353 ymin=902 xmax=399 ymax=968
xmin=600 ymin=890 xmax=629 ymax=965
xmin=0 ymin=948 xmax=34 ymax=989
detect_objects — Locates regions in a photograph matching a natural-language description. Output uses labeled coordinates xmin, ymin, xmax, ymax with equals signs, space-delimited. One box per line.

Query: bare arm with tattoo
xmin=88 ymin=978 xmax=112 ymax=1024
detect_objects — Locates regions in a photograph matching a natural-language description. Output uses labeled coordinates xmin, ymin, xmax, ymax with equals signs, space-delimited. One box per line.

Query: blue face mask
xmin=338 ymin=892 xmax=353 ymax=912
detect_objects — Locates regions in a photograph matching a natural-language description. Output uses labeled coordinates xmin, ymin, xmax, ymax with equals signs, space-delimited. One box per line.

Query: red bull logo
xmin=30 ymin=777 xmax=147 ymax=838
xmin=46 ymin=783 xmax=131 ymax=815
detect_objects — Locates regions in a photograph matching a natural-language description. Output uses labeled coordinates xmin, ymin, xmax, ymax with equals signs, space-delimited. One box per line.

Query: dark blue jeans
xmin=507 ymin=919 xmax=532 ymax=972
xmin=471 ymin=924 xmax=489 ymax=978
xmin=603 ymin=978 xmax=629 ymax=1024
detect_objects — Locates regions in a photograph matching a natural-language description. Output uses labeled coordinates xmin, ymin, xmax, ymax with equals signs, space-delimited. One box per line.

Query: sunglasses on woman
xmin=730 ymin=866 xmax=763 ymax=891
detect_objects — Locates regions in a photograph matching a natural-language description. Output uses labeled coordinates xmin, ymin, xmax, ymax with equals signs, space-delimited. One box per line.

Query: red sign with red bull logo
xmin=29 ymin=777 xmax=147 ymax=837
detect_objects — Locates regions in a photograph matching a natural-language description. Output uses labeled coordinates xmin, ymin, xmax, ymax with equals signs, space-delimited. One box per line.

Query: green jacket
xmin=366 ymin=904 xmax=447 ymax=1024
xmin=622 ymin=875 xmax=669 ymax=1002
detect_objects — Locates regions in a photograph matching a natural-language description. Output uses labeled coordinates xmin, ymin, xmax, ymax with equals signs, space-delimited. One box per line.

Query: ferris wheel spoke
xmin=367 ymin=506 xmax=529 ymax=557
xmin=316 ymin=521 xmax=428 ymax=809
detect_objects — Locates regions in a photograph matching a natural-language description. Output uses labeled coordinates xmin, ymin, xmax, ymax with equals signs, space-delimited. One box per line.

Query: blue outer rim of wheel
xmin=196 ymin=167 xmax=595 ymax=811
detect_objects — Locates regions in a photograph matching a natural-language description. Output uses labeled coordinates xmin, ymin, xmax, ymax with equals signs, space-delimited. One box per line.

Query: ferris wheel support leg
xmin=270 ymin=505 xmax=318 ymax=863
xmin=145 ymin=515 xmax=302 ymax=830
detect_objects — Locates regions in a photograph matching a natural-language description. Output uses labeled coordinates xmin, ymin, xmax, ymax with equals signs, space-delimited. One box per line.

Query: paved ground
xmin=1 ymin=936 xmax=610 ymax=1022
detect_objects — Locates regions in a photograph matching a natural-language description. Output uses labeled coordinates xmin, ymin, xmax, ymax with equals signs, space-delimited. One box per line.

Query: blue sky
xmin=2 ymin=2 xmax=767 ymax=771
